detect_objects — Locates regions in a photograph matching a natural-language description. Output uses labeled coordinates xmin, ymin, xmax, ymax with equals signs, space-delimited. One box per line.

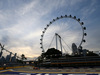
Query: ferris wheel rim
xmin=40 ymin=15 xmax=87 ymax=53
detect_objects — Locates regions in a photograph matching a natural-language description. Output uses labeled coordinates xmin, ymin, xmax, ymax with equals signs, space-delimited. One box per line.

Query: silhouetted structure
xmin=43 ymin=48 xmax=62 ymax=59
xmin=11 ymin=53 xmax=17 ymax=62
xmin=0 ymin=56 xmax=6 ymax=62
xmin=0 ymin=50 xmax=3 ymax=57
xmin=6 ymin=52 xmax=12 ymax=62
xmin=72 ymin=43 xmax=79 ymax=55
xmin=93 ymin=51 xmax=100 ymax=56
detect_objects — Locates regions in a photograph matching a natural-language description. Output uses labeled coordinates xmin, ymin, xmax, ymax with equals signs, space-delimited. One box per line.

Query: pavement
xmin=0 ymin=66 xmax=100 ymax=75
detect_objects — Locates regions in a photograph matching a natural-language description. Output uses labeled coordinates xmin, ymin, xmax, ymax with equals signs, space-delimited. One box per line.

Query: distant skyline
xmin=0 ymin=0 xmax=100 ymax=60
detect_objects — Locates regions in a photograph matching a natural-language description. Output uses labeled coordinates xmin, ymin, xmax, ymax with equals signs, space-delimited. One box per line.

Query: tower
xmin=6 ymin=52 xmax=12 ymax=62
xmin=11 ymin=53 xmax=17 ymax=62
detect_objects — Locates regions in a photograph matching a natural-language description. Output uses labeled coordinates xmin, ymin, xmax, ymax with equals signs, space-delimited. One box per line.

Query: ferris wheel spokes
xmin=40 ymin=15 xmax=87 ymax=54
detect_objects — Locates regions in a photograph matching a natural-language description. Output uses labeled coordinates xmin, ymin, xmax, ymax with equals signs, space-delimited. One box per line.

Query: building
xmin=79 ymin=49 xmax=89 ymax=56
xmin=11 ymin=53 xmax=17 ymax=62
xmin=6 ymin=52 xmax=12 ymax=62
xmin=93 ymin=51 xmax=100 ymax=56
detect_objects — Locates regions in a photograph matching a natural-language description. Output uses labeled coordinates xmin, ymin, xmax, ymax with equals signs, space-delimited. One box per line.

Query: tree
xmin=43 ymin=48 xmax=62 ymax=59
xmin=86 ymin=51 xmax=99 ymax=56
xmin=66 ymin=53 xmax=71 ymax=57
xmin=21 ymin=54 xmax=27 ymax=61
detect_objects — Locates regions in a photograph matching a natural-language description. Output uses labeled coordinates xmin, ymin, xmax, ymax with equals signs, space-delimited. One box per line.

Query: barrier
xmin=0 ymin=67 xmax=3 ymax=70
xmin=0 ymin=71 xmax=100 ymax=75
xmin=0 ymin=66 xmax=28 ymax=70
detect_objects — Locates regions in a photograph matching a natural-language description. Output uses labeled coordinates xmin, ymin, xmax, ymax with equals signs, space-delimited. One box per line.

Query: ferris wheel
xmin=40 ymin=15 xmax=87 ymax=54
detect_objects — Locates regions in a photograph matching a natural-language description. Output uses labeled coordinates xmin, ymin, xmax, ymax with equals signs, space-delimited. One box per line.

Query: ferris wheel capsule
xmin=81 ymin=22 xmax=84 ymax=25
xmin=42 ymin=31 xmax=45 ymax=33
xmin=83 ymin=27 xmax=86 ymax=30
xmin=56 ymin=17 xmax=59 ymax=19
xmin=47 ymin=24 xmax=49 ymax=27
xmin=50 ymin=22 xmax=52 ymax=24
xmin=41 ymin=35 xmax=43 ymax=37
xmin=69 ymin=15 xmax=72 ymax=17
xmin=61 ymin=15 xmax=63 ymax=18
xmin=83 ymin=39 xmax=86 ymax=42
xmin=53 ymin=19 xmax=55 ymax=21
xmin=74 ymin=16 xmax=76 ymax=19
xmin=65 ymin=15 xmax=67 ymax=17
xmin=84 ymin=33 xmax=87 ymax=36
xmin=77 ymin=18 xmax=80 ymax=21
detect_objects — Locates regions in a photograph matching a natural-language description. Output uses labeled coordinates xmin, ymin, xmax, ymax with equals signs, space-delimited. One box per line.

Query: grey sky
xmin=0 ymin=0 xmax=100 ymax=60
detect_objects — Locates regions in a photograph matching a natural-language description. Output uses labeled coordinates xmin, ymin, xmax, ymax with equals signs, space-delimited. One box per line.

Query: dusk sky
xmin=0 ymin=0 xmax=100 ymax=60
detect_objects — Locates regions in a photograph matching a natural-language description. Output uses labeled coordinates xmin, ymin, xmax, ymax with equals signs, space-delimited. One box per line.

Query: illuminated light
xmin=65 ymin=15 xmax=67 ymax=17
xmin=84 ymin=33 xmax=87 ymax=36
xmin=69 ymin=15 xmax=72 ymax=17
xmin=31 ymin=62 xmax=34 ymax=64
xmin=74 ymin=16 xmax=76 ymax=19
xmin=81 ymin=22 xmax=84 ymax=25
xmin=83 ymin=27 xmax=86 ymax=30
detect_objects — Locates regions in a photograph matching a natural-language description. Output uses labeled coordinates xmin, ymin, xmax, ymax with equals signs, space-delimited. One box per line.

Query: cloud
xmin=0 ymin=0 xmax=100 ymax=60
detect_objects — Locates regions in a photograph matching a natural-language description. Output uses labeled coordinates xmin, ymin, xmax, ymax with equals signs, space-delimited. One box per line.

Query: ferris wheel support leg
xmin=55 ymin=33 xmax=58 ymax=50
xmin=59 ymin=37 xmax=63 ymax=55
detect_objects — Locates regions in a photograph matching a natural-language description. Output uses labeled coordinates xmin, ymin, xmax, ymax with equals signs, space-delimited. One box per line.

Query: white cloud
xmin=80 ymin=0 xmax=97 ymax=19
xmin=16 ymin=1 xmax=39 ymax=16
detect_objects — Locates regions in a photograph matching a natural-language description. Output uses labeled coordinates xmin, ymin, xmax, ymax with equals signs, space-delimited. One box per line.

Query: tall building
xmin=0 ymin=56 xmax=6 ymax=63
xmin=82 ymin=49 xmax=89 ymax=56
xmin=11 ymin=53 xmax=17 ymax=62
xmin=6 ymin=52 xmax=12 ymax=62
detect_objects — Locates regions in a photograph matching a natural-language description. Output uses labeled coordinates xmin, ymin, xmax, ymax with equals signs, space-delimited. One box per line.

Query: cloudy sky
xmin=0 ymin=0 xmax=100 ymax=60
